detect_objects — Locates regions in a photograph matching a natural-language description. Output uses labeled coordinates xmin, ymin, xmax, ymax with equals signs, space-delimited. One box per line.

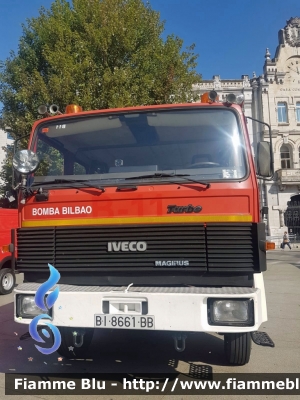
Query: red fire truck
xmin=11 ymin=92 xmax=274 ymax=365
xmin=0 ymin=208 xmax=18 ymax=294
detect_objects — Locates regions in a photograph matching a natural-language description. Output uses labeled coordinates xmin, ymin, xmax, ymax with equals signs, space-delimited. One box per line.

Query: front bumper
xmin=14 ymin=274 xmax=267 ymax=333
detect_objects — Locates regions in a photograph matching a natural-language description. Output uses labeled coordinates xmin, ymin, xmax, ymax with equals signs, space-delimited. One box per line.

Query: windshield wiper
xmin=125 ymin=173 xmax=210 ymax=189
xmin=126 ymin=173 xmax=189 ymax=179
xmin=31 ymin=179 xmax=106 ymax=192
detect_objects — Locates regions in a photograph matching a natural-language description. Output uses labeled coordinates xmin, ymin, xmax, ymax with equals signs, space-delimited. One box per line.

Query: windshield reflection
xmin=33 ymin=108 xmax=247 ymax=184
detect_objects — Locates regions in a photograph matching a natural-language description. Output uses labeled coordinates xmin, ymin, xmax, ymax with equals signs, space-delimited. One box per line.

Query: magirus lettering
xmin=167 ymin=204 xmax=202 ymax=214
xmin=107 ymin=241 xmax=147 ymax=252
xmin=155 ymin=260 xmax=189 ymax=267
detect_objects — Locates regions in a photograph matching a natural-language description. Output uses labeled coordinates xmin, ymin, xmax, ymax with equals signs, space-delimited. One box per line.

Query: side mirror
xmin=11 ymin=133 xmax=31 ymax=189
xmin=257 ymin=141 xmax=271 ymax=177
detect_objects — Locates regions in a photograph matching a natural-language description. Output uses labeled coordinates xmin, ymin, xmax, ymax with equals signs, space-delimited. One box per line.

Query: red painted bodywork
xmin=0 ymin=209 xmax=18 ymax=267
xmin=18 ymin=103 xmax=260 ymax=226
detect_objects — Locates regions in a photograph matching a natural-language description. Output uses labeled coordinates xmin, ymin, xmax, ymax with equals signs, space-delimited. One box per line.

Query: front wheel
xmin=56 ymin=327 xmax=94 ymax=359
xmin=224 ymin=332 xmax=251 ymax=365
xmin=0 ymin=268 xmax=16 ymax=295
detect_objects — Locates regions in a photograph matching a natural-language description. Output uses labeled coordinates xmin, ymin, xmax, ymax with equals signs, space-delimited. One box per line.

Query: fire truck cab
xmin=12 ymin=92 xmax=274 ymax=365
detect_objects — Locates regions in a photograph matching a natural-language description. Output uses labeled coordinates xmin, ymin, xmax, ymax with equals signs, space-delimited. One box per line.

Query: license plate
xmin=94 ymin=315 xmax=155 ymax=329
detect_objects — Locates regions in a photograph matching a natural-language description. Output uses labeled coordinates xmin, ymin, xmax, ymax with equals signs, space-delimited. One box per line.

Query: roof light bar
xmin=225 ymin=93 xmax=245 ymax=105
xmin=226 ymin=93 xmax=236 ymax=104
xmin=201 ymin=91 xmax=219 ymax=103
xmin=65 ymin=104 xmax=83 ymax=114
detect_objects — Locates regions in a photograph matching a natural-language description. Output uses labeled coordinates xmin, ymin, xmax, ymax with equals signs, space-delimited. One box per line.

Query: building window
xmin=296 ymin=102 xmax=300 ymax=122
xmin=277 ymin=102 xmax=287 ymax=123
xmin=280 ymin=145 xmax=291 ymax=168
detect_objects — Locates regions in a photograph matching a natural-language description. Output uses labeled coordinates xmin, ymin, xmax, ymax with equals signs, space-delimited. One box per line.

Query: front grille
xmin=17 ymin=224 xmax=206 ymax=272
xmin=16 ymin=223 xmax=263 ymax=273
xmin=207 ymin=224 xmax=256 ymax=271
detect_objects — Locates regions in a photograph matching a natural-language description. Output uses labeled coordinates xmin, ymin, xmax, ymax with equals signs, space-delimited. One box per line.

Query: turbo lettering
xmin=167 ymin=204 xmax=202 ymax=214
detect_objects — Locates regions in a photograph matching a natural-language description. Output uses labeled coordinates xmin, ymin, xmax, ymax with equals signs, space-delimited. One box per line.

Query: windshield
xmin=32 ymin=108 xmax=247 ymax=185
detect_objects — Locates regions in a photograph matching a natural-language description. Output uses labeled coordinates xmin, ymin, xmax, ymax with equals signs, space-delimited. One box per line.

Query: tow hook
xmin=173 ymin=333 xmax=187 ymax=352
xmin=72 ymin=329 xmax=86 ymax=348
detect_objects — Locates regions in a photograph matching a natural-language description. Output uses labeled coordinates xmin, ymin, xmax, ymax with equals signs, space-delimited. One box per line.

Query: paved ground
xmin=0 ymin=249 xmax=299 ymax=399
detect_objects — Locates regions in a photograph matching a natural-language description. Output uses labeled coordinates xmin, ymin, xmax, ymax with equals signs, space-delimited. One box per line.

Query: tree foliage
xmin=0 ymin=145 xmax=15 ymax=202
xmin=0 ymin=0 xmax=200 ymax=195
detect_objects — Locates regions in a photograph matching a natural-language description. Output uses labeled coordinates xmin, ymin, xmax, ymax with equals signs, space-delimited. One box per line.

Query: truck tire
xmin=0 ymin=268 xmax=16 ymax=295
xmin=224 ymin=332 xmax=251 ymax=365
xmin=56 ymin=327 xmax=94 ymax=359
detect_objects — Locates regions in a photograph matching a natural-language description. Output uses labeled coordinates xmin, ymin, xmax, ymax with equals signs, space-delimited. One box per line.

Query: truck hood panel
xmin=21 ymin=184 xmax=254 ymax=227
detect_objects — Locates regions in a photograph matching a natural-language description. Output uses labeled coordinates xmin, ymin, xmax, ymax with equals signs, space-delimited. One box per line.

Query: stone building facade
xmin=251 ymin=17 xmax=300 ymax=237
xmin=193 ymin=17 xmax=300 ymax=238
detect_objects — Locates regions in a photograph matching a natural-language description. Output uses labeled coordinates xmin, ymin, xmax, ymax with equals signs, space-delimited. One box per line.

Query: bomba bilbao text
xmin=32 ymin=206 xmax=93 ymax=216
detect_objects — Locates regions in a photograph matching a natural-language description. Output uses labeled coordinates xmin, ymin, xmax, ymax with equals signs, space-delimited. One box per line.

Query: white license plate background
xmin=94 ymin=314 xmax=155 ymax=329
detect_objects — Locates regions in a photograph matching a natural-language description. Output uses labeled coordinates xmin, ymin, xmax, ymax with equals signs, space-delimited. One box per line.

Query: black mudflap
xmin=251 ymin=331 xmax=275 ymax=347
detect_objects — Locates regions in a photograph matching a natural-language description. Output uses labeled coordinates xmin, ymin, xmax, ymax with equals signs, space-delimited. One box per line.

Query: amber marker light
xmin=265 ymin=242 xmax=275 ymax=250
xmin=201 ymin=91 xmax=219 ymax=103
xmin=65 ymin=104 xmax=83 ymax=114
xmin=1 ymin=244 xmax=11 ymax=253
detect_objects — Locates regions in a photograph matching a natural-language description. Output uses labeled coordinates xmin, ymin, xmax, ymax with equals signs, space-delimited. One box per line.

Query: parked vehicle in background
xmin=0 ymin=208 xmax=18 ymax=294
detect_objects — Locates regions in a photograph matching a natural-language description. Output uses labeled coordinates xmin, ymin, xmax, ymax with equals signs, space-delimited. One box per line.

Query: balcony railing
xmin=277 ymin=169 xmax=300 ymax=189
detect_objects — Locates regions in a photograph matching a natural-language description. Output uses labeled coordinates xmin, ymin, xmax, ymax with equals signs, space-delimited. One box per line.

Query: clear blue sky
xmin=0 ymin=0 xmax=299 ymax=80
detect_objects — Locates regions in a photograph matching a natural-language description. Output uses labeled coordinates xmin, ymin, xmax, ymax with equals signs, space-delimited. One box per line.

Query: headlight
xmin=13 ymin=150 xmax=40 ymax=174
xmin=16 ymin=295 xmax=52 ymax=318
xmin=208 ymin=298 xmax=254 ymax=326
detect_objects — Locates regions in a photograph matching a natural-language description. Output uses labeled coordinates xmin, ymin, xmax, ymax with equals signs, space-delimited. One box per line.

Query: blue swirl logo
xmin=29 ymin=263 xmax=61 ymax=355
